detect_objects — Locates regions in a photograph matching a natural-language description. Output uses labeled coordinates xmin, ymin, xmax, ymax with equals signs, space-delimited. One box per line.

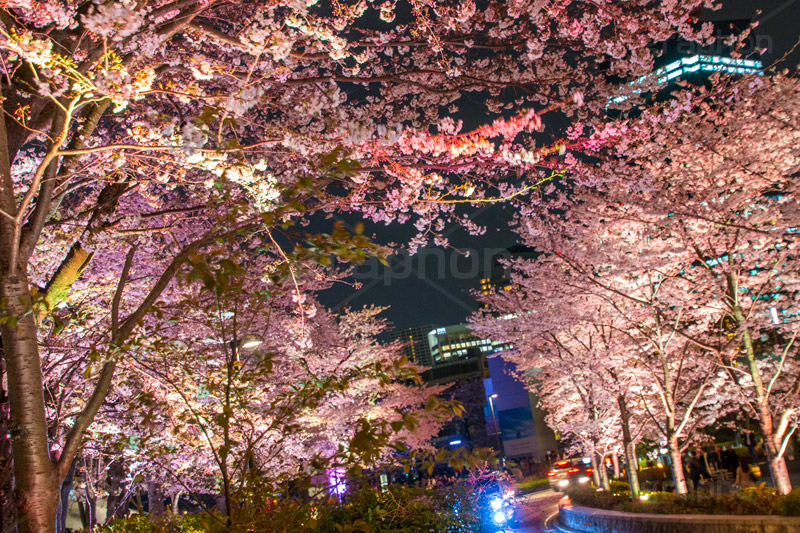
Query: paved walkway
xmin=507 ymin=489 xmax=563 ymax=533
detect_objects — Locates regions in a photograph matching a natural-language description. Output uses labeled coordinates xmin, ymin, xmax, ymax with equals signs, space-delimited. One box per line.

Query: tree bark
xmin=104 ymin=459 xmax=129 ymax=523
xmin=597 ymin=453 xmax=610 ymax=491
xmin=726 ymin=272 xmax=793 ymax=494
xmin=768 ymin=450 xmax=792 ymax=495
xmin=0 ymin=351 xmax=16 ymax=532
xmin=0 ymin=276 xmax=60 ymax=533
xmin=618 ymin=395 xmax=640 ymax=497
xmin=147 ymin=481 xmax=165 ymax=516
xmin=763 ymin=426 xmax=793 ymax=494
xmin=668 ymin=436 xmax=688 ymax=494
xmin=55 ymin=459 xmax=76 ymax=533
xmin=589 ymin=453 xmax=601 ymax=487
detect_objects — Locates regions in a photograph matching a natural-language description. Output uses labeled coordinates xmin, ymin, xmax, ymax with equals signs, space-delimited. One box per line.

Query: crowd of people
xmin=684 ymin=444 xmax=759 ymax=492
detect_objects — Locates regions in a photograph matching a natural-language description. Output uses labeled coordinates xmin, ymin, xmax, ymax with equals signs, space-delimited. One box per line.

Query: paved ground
xmin=507 ymin=489 xmax=564 ymax=533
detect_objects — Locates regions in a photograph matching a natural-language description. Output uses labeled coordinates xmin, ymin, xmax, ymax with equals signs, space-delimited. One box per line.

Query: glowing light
xmin=578 ymin=476 xmax=590 ymax=484
xmin=490 ymin=498 xmax=503 ymax=511
xmin=449 ymin=439 xmax=462 ymax=445
xmin=493 ymin=511 xmax=506 ymax=525
xmin=558 ymin=479 xmax=569 ymax=487
xmin=640 ymin=494 xmax=650 ymax=501
xmin=328 ymin=468 xmax=347 ymax=495
xmin=240 ymin=334 xmax=264 ymax=349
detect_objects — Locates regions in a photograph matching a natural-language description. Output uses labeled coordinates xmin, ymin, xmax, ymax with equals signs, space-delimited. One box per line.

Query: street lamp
xmin=230 ymin=334 xmax=264 ymax=371
xmin=488 ymin=393 xmax=502 ymax=454
xmin=221 ymin=332 xmax=263 ymax=526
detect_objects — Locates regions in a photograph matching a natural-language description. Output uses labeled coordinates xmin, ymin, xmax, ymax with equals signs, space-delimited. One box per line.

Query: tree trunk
xmin=618 ymin=395 xmax=640 ymax=497
xmin=55 ymin=459 xmax=76 ymax=533
xmin=611 ymin=452 xmax=620 ymax=479
xmin=171 ymin=490 xmax=182 ymax=514
xmin=589 ymin=454 xmax=601 ymax=487
xmin=624 ymin=442 xmax=640 ymax=497
xmin=147 ymin=481 xmax=165 ymax=515
xmin=132 ymin=489 xmax=146 ymax=514
xmin=0 ymin=353 xmax=16 ymax=532
xmin=597 ymin=454 xmax=610 ymax=491
xmin=78 ymin=500 xmax=87 ymax=528
xmin=0 ymin=276 xmax=60 ymax=533
xmin=726 ymin=273 xmax=790 ymax=494
xmin=84 ymin=493 xmax=97 ymax=530
xmin=104 ymin=459 xmax=128 ymax=523
xmin=763 ymin=429 xmax=792 ymax=494
xmin=668 ymin=436 xmax=688 ymax=495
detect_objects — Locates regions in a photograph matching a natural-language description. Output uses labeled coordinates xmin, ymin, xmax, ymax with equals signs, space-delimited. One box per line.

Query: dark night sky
xmin=317 ymin=0 xmax=800 ymax=333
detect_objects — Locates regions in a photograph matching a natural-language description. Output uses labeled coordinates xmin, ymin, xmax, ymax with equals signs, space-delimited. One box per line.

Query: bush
xmin=100 ymin=486 xmax=476 ymax=532
xmin=777 ymin=489 xmax=800 ymax=517
xmin=315 ymin=484 xmax=477 ymax=532
xmin=95 ymin=513 xmax=224 ymax=533
xmin=608 ymin=480 xmax=629 ymax=493
xmin=517 ymin=477 xmax=550 ymax=496
xmin=566 ymin=484 xmax=800 ymax=517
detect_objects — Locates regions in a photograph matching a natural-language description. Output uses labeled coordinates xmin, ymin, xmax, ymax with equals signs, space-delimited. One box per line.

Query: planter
xmin=559 ymin=503 xmax=800 ymax=533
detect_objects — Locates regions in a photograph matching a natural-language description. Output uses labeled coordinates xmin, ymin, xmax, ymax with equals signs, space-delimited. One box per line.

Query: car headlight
xmin=579 ymin=476 xmax=590 ymax=484
xmin=558 ymin=479 xmax=569 ymax=487
xmin=493 ymin=511 xmax=506 ymax=525
xmin=490 ymin=497 xmax=503 ymax=511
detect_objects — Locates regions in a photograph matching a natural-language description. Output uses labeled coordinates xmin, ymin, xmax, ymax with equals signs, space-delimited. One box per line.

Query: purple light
xmin=328 ymin=468 xmax=347 ymax=495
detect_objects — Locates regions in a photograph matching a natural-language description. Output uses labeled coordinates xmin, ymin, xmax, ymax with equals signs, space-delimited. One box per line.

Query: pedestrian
xmin=711 ymin=447 xmax=723 ymax=471
xmin=724 ymin=444 xmax=738 ymax=478
xmin=744 ymin=431 xmax=759 ymax=463
xmin=734 ymin=456 xmax=757 ymax=489
xmin=687 ymin=450 xmax=714 ymax=492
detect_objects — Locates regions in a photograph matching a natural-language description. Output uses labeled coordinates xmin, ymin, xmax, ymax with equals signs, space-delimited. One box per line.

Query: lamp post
xmin=221 ymin=333 xmax=263 ymax=525
xmin=488 ymin=393 xmax=502 ymax=454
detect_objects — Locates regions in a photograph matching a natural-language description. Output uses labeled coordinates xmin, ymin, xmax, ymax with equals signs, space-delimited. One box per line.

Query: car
xmin=547 ymin=459 xmax=593 ymax=491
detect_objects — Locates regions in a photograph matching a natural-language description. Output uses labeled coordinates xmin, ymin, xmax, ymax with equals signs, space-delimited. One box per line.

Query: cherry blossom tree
xmin=567 ymin=74 xmax=800 ymax=494
xmin=0 ymin=0 xmax=718 ymax=529
xmin=500 ymin=199 xmax=729 ymax=492
xmin=503 ymin=73 xmax=800 ymax=493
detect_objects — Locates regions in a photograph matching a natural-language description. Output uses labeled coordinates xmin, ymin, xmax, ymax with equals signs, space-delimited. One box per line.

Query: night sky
xmin=318 ymin=0 xmax=800 ymax=332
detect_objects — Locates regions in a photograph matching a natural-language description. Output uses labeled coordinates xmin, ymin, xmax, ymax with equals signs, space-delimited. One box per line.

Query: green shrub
xmin=778 ymin=489 xmax=800 ymax=516
xmin=564 ymin=484 xmax=800 ymax=517
xmin=647 ymin=491 xmax=676 ymax=504
xmin=609 ymin=480 xmax=629 ymax=493
xmin=96 ymin=513 xmax=227 ymax=533
xmin=517 ymin=477 xmax=550 ymax=496
xmin=315 ymin=484 xmax=477 ymax=532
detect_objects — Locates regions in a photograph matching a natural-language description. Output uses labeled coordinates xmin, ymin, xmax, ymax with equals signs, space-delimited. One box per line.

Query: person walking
xmin=724 ymin=444 xmax=738 ymax=480
xmin=744 ymin=431 xmax=759 ymax=464
xmin=687 ymin=450 xmax=714 ymax=492
xmin=734 ymin=456 xmax=757 ymax=489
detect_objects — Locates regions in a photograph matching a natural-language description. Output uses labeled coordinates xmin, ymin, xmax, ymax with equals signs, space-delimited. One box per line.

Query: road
xmin=509 ymin=489 xmax=564 ymax=533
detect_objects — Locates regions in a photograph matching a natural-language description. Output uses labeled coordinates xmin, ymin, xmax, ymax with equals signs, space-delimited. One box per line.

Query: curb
xmin=544 ymin=511 xmax=580 ymax=533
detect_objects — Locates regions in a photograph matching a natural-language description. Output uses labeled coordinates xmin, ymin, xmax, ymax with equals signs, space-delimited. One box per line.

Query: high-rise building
xmin=479 ymin=245 xmax=538 ymax=306
xmin=389 ymin=324 xmax=436 ymax=367
xmin=611 ymin=19 xmax=764 ymax=106
xmin=427 ymin=324 xmax=506 ymax=364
